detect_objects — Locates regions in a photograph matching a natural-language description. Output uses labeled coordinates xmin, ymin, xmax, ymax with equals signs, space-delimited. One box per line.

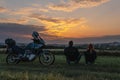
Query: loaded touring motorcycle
xmin=5 ymin=38 xmax=55 ymax=65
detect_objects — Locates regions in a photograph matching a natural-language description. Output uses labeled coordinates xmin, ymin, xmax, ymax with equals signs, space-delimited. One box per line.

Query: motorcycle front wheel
xmin=6 ymin=54 xmax=20 ymax=64
xmin=39 ymin=50 xmax=55 ymax=65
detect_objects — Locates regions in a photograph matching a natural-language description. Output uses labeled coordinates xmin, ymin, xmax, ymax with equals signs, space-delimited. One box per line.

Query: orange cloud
xmin=9 ymin=7 xmax=49 ymax=24
xmin=11 ymin=6 xmax=49 ymax=16
xmin=11 ymin=7 xmax=35 ymax=15
xmin=0 ymin=18 xmax=28 ymax=24
xmin=0 ymin=6 xmax=49 ymax=25
xmin=0 ymin=7 xmax=7 ymax=13
xmin=30 ymin=14 xmax=87 ymax=37
xmin=48 ymin=0 xmax=110 ymax=12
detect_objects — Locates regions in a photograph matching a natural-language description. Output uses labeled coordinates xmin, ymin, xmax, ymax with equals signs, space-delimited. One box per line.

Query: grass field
xmin=0 ymin=54 xmax=120 ymax=80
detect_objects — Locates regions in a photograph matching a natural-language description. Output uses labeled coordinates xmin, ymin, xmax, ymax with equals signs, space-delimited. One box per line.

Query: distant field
xmin=0 ymin=53 xmax=120 ymax=80
xmin=1 ymin=48 xmax=120 ymax=56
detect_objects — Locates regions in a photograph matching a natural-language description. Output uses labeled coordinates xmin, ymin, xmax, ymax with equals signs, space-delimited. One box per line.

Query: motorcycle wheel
xmin=39 ymin=50 xmax=55 ymax=65
xmin=6 ymin=54 xmax=20 ymax=64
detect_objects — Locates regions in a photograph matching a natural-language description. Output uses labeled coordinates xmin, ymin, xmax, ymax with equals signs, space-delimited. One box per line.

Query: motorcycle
xmin=5 ymin=38 xmax=55 ymax=66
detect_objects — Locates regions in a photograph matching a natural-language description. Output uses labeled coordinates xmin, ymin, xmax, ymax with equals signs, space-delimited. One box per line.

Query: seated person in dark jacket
xmin=84 ymin=44 xmax=97 ymax=64
xmin=64 ymin=41 xmax=81 ymax=64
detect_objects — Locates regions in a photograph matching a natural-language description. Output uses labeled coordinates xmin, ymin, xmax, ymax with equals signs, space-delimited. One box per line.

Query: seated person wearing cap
xmin=64 ymin=41 xmax=81 ymax=64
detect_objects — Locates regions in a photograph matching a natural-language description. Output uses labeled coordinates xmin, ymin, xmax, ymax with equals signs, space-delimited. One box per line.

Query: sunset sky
xmin=0 ymin=0 xmax=120 ymax=44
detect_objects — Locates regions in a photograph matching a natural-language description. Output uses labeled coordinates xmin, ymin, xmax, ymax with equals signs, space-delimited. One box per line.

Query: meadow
xmin=0 ymin=51 xmax=120 ymax=80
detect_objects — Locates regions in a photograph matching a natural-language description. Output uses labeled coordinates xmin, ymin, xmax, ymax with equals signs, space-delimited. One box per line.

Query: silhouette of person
xmin=84 ymin=44 xmax=97 ymax=64
xmin=64 ymin=41 xmax=81 ymax=64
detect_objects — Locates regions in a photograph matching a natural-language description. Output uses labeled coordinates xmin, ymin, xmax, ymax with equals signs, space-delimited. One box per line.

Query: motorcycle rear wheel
xmin=39 ymin=50 xmax=55 ymax=65
xmin=6 ymin=54 xmax=20 ymax=64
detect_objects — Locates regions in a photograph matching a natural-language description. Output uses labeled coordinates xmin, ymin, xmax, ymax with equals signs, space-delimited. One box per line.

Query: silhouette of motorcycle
xmin=5 ymin=38 xmax=55 ymax=66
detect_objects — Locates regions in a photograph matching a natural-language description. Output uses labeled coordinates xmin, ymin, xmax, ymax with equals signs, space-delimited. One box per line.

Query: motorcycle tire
xmin=39 ymin=50 xmax=55 ymax=66
xmin=6 ymin=54 xmax=20 ymax=64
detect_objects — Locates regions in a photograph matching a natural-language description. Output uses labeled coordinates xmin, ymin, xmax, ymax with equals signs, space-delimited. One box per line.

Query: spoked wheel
xmin=6 ymin=54 xmax=20 ymax=64
xmin=39 ymin=50 xmax=55 ymax=65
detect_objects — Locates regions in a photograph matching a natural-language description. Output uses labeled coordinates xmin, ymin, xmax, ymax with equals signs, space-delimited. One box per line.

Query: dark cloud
xmin=0 ymin=23 xmax=46 ymax=34
xmin=0 ymin=23 xmax=46 ymax=42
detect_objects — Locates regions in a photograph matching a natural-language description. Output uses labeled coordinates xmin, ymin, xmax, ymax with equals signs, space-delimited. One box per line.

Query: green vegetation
xmin=0 ymin=53 xmax=120 ymax=80
xmin=1 ymin=49 xmax=120 ymax=56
